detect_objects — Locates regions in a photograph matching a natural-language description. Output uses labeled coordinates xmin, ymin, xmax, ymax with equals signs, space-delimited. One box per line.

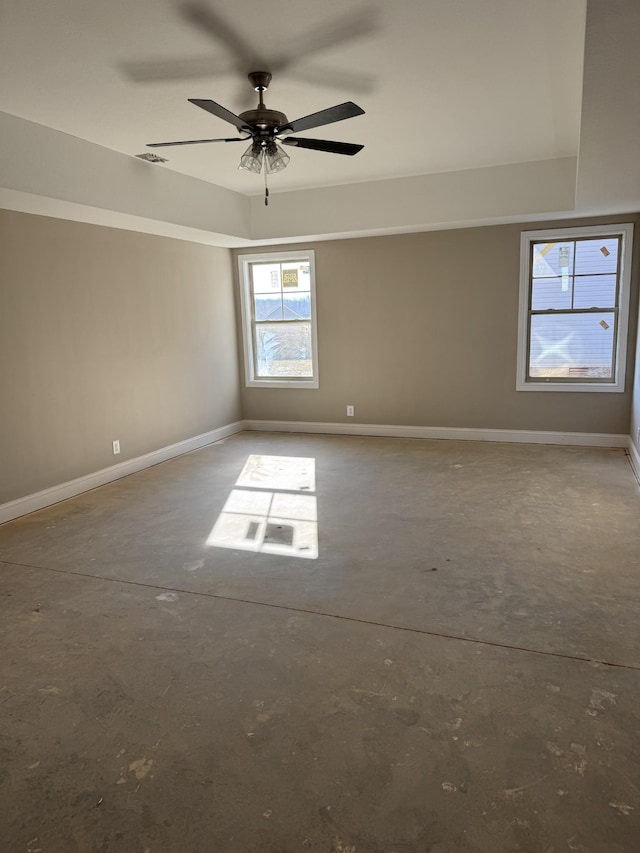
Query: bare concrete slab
xmin=1 ymin=433 xmax=639 ymax=850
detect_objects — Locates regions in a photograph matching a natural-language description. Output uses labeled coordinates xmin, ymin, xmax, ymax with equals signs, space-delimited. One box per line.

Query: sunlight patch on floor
xmin=207 ymin=455 xmax=318 ymax=559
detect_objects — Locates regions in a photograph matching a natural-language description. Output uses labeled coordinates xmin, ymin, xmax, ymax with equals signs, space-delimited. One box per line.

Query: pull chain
xmin=264 ymin=160 xmax=269 ymax=206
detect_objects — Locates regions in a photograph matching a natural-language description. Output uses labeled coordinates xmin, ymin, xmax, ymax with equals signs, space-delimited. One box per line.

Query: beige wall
xmin=0 ymin=210 xmax=240 ymax=504
xmin=235 ymin=215 xmax=639 ymax=435
xmin=2 ymin=209 xmax=637 ymax=509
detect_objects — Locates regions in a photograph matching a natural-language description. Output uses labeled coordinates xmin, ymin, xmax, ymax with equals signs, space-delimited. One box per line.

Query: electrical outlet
xmin=112 ymin=440 xmax=121 ymax=455
xmin=346 ymin=405 xmax=354 ymax=417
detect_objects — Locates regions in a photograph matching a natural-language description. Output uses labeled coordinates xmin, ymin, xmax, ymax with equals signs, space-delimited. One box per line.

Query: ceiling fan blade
xmin=270 ymin=7 xmax=378 ymax=73
xmin=282 ymin=138 xmax=364 ymax=156
xmin=181 ymin=3 xmax=267 ymax=69
xmin=147 ymin=137 xmax=246 ymax=148
xmin=189 ymin=98 xmax=255 ymax=131
xmin=279 ymin=102 xmax=364 ymax=134
xmin=181 ymin=3 xmax=375 ymax=78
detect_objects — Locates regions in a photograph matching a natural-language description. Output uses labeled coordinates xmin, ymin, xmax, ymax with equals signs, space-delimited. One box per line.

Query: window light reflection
xmin=235 ymin=454 xmax=315 ymax=492
xmin=206 ymin=455 xmax=318 ymax=560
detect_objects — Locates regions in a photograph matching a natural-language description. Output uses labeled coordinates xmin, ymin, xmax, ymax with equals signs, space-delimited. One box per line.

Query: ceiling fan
xmin=146 ymin=71 xmax=365 ymax=202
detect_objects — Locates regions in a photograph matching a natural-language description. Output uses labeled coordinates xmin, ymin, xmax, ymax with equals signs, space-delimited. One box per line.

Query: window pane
xmin=283 ymin=291 xmax=311 ymax=320
xmin=255 ymin=323 xmax=313 ymax=377
xmin=529 ymin=312 xmax=615 ymax=379
xmin=573 ymin=274 xmax=617 ymax=309
xmin=282 ymin=262 xmax=311 ymax=292
xmin=252 ymin=263 xmax=282 ymax=294
xmin=574 ymin=238 xmax=619 ymax=275
xmin=252 ymin=263 xmax=283 ymax=320
xmin=254 ymin=294 xmax=283 ymax=320
xmin=532 ymin=241 xmax=574 ymax=278
xmin=531 ymin=276 xmax=572 ymax=310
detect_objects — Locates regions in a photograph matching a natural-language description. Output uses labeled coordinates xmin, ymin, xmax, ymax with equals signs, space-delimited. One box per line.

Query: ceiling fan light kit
xmin=239 ymin=141 xmax=263 ymax=174
xmin=264 ymin=141 xmax=290 ymax=173
xmin=146 ymin=71 xmax=365 ymax=205
xmin=239 ymin=139 xmax=290 ymax=175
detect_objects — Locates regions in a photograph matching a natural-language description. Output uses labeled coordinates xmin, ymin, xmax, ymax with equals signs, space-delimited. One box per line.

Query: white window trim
xmin=238 ymin=250 xmax=319 ymax=389
xmin=516 ymin=223 xmax=634 ymax=392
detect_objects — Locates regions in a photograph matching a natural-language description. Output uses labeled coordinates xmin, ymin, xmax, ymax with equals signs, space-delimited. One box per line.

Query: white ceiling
xmin=0 ymin=0 xmax=586 ymax=195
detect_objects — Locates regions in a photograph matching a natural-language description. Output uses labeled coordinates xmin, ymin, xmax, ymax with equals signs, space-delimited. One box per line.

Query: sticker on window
xmin=282 ymin=269 xmax=298 ymax=288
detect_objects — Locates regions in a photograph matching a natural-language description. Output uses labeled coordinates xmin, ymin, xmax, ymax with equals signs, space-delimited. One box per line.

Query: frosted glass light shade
xmin=239 ymin=142 xmax=263 ymax=173
xmin=265 ymin=142 xmax=290 ymax=173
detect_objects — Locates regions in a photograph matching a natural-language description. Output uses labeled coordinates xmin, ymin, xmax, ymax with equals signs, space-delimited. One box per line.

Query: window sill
xmin=245 ymin=378 xmax=319 ymax=390
xmin=516 ymin=380 xmax=624 ymax=393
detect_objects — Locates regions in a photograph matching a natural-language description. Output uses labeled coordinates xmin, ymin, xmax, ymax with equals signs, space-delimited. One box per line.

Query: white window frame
xmin=238 ymin=250 xmax=319 ymax=389
xmin=516 ymin=223 xmax=633 ymax=392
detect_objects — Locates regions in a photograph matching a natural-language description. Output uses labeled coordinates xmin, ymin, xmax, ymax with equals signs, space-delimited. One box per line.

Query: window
xmin=238 ymin=250 xmax=319 ymax=388
xmin=517 ymin=224 xmax=633 ymax=392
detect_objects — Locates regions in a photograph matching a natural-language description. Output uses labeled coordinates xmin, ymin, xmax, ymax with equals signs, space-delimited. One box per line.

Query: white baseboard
xmin=243 ymin=419 xmax=629 ymax=449
xmin=2 ymin=419 xmax=632 ymax=526
xmin=628 ymin=438 xmax=640 ymax=483
xmin=0 ymin=421 xmax=244 ymax=525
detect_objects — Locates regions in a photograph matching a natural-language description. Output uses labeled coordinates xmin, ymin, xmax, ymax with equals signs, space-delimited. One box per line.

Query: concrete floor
xmin=1 ymin=432 xmax=639 ymax=852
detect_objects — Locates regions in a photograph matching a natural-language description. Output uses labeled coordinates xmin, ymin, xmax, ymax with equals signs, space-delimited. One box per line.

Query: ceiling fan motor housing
xmin=237 ymin=107 xmax=289 ymax=137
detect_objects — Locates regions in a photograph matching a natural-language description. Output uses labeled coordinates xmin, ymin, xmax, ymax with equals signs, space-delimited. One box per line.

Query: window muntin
xmin=517 ymin=225 xmax=633 ymax=392
xmin=238 ymin=251 xmax=318 ymax=388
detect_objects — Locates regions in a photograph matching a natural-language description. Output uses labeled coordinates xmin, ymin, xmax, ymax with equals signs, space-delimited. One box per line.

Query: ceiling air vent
xmin=135 ymin=152 xmax=168 ymax=163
